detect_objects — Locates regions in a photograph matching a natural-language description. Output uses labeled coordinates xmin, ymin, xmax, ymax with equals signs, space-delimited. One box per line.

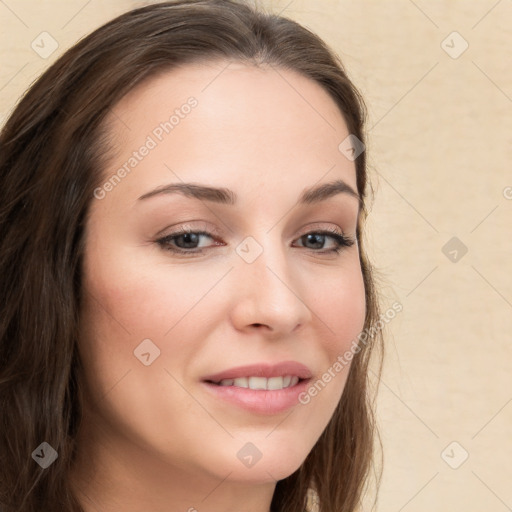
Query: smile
xmin=212 ymin=375 xmax=301 ymax=390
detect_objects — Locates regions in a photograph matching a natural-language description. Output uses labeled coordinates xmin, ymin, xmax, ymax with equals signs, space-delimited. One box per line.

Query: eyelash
xmin=155 ymin=225 xmax=355 ymax=256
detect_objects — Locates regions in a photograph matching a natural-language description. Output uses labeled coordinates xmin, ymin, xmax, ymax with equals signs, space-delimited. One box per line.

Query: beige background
xmin=1 ymin=1 xmax=511 ymax=510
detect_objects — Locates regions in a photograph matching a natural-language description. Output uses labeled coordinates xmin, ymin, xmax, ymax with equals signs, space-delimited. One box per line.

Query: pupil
xmin=305 ymin=233 xmax=324 ymax=249
xmin=180 ymin=233 xmax=199 ymax=248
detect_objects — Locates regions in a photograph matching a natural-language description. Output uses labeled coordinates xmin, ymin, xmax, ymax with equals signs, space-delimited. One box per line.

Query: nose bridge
xmin=229 ymin=231 xmax=312 ymax=333
xmin=238 ymin=229 xmax=292 ymax=286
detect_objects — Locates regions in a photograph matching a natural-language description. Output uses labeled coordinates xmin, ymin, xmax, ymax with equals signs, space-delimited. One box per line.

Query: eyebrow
xmin=138 ymin=179 xmax=361 ymax=207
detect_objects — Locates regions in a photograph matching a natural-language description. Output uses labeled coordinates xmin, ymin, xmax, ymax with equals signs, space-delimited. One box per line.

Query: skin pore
xmin=71 ymin=60 xmax=366 ymax=512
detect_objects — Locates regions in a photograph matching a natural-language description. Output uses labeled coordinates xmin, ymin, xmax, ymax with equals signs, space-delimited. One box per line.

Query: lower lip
xmin=201 ymin=379 xmax=311 ymax=415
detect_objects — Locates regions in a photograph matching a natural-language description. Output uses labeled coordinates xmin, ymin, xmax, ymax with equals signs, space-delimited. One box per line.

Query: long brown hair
xmin=0 ymin=1 xmax=383 ymax=510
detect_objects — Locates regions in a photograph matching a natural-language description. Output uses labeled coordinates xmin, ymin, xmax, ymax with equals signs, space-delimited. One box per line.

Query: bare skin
xmin=71 ymin=60 xmax=366 ymax=512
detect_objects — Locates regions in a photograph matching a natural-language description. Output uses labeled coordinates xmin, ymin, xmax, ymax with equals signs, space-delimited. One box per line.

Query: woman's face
xmin=77 ymin=60 xmax=365 ymax=498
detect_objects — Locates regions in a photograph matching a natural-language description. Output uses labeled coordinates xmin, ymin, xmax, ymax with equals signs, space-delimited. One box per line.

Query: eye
xmin=155 ymin=226 xmax=355 ymax=255
xmin=156 ymin=228 xmax=219 ymax=255
xmin=293 ymin=228 xmax=355 ymax=253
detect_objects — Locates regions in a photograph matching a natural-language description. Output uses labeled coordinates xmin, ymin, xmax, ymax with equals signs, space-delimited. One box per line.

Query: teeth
xmin=248 ymin=376 xmax=267 ymax=390
xmin=233 ymin=377 xmax=248 ymax=388
xmin=217 ymin=375 xmax=300 ymax=390
xmin=266 ymin=376 xmax=283 ymax=390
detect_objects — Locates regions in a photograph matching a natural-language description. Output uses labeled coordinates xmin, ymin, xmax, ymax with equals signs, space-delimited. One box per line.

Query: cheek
xmin=294 ymin=256 xmax=366 ymax=416
xmin=312 ymin=256 xmax=366 ymax=355
xmin=77 ymin=245 xmax=224 ymax=463
xmin=77 ymin=240 xmax=230 ymax=400
xmin=81 ymin=246 xmax=217 ymax=339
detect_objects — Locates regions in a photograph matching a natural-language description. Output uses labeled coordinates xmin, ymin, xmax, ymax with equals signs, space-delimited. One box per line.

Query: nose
xmin=229 ymin=241 xmax=313 ymax=337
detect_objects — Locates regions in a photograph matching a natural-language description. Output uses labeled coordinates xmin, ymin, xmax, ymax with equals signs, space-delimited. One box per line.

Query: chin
xmin=213 ymin=446 xmax=309 ymax=484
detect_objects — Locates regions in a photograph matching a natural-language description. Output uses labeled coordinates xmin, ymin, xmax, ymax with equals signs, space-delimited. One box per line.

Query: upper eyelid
xmin=159 ymin=226 xmax=347 ymax=239
xmin=159 ymin=220 xmax=351 ymax=236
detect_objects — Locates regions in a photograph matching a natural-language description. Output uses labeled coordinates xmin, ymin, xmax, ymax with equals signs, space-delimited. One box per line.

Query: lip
xmin=200 ymin=361 xmax=313 ymax=415
xmin=201 ymin=378 xmax=311 ymax=415
xmin=201 ymin=361 xmax=313 ymax=383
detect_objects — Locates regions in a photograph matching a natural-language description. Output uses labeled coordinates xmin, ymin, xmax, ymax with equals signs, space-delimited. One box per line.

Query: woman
xmin=0 ymin=1 xmax=383 ymax=511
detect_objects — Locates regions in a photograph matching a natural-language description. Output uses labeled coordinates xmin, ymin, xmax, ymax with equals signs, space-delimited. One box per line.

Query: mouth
xmin=200 ymin=361 xmax=313 ymax=415
xmin=204 ymin=375 xmax=307 ymax=390
xmin=201 ymin=360 xmax=313 ymax=384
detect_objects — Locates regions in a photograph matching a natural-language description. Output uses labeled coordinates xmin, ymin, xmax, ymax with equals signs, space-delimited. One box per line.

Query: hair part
xmin=0 ymin=1 xmax=383 ymax=511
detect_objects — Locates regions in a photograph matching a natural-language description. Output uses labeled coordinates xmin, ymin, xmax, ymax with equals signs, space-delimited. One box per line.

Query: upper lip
xmin=202 ymin=361 xmax=313 ymax=383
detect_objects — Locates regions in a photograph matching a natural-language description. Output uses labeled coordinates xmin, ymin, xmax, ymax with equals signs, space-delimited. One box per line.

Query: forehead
xmin=99 ymin=60 xmax=357 ymax=208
